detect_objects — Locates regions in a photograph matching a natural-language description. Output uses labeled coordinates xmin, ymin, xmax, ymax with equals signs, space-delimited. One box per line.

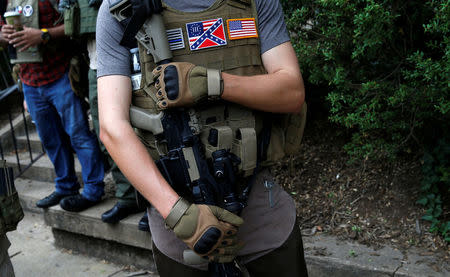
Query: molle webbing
xmin=139 ymin=0 xmax=264 ymax=78
xmin=136 ymin=0 xmax=265 ymax=110
xmin=78 ymin=0 xmax=98 ymax=35
xmin=135 ymin=0 xmax=264 ymax=108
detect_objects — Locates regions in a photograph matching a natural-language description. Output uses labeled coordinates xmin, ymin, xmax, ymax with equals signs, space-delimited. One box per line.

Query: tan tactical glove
xmin=165 ymin=198 xmax=243 ymax=259
xmin=152 ymin=62 xmax=223 ymax=109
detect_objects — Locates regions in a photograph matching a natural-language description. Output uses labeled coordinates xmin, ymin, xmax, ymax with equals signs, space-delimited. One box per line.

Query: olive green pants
xmin=153 ymin=220 xmax=309 ymax=277
xmin=88 ymin=69 xmax=136 ymax=205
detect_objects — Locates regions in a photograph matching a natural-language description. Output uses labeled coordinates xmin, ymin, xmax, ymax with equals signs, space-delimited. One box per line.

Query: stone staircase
xmin=1 ymin=108 xmax=156 ymax=272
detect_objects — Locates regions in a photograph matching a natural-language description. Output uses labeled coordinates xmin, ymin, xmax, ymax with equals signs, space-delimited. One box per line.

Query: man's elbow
xmin=99 ymin=124 xmax=113 ymax=148
xmin=289 ymin=85 xmax=305 ymax=114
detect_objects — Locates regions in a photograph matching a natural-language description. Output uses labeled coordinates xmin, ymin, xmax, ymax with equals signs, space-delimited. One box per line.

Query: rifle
xmin=110 ymin=1 xmax=246 ymax=276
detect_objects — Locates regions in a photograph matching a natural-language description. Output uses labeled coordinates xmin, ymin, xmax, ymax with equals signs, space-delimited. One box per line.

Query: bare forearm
xmin=47 ymin=24 xmax=65 ymax=39
xmin=221 ymin=41 xmax=305 ymax=114
xmin=100 ymin=121 xmax=178 ymax=217
xmin=98 ymin=76 xmax=179 ymax=218
xmin=221 ymin=70 xmax=305 ymax=113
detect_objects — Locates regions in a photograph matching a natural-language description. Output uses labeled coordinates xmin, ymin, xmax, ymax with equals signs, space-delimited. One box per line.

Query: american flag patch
xmin=166 ymin=28 xmax=185 ymax=51
xmin=227 ymin=18 xmax=258 ymax=40
xmin=186 ymin=18 xmax=227 ymax=51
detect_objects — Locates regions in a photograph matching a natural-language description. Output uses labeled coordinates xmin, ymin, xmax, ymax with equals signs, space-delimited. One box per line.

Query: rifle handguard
xmin=165 ymin=197 xmax=191 ymax=229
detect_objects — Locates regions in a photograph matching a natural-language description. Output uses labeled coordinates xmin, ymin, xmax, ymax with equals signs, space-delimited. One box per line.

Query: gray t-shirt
xmin=96 ymin=0 xmax=290 ymax=77
xmin=96 ymin=0 xmax=295 ymax=269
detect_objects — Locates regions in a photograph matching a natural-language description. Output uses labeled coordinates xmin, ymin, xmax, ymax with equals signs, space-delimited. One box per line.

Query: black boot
xmin=60 ymin=194 xmax=100 ymax=212
xmin=101 ymin=202 xmax=143 ymax=223
xmin=36 ymin=191 xmax=75 ymax=208
xmin=138 ymin=211 xmax=150 ymax=232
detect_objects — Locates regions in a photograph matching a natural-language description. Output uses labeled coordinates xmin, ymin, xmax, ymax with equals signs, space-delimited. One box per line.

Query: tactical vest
xmin=7 ymin=0 xmax=60 ymax=63
xmin=8 ymin=0 xmax=41 ymax=63
xmin=79 ymin=0 xmax=97 ymax=34
xmin=134 ymin=0 xmax=306 ymax=177
xmin=64 ymin=0 xmax=98 ymax=37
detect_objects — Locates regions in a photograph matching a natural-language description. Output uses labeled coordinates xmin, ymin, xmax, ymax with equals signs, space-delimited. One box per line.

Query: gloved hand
xmin=165 ymin=198 xmax=244 ymax=260
xmin=207 ymin=233 xmax=244 ymax=263
xmin=152 ymin=62 xmax=222 ymax=109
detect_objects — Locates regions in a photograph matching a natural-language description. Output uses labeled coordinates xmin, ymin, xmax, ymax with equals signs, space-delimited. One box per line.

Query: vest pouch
xmin=79 ymin=0 xmax=98 ymax=35
xmin=0 ymin=192 xmax=24 ymax=233
xmin=135 ymin=128 xmax=166 ymax=161
xmin=202 ymin=126 xmax=233 ymax=159
xmin=64 ymin=2 xmax=80 ymax=37
xmin=0 ymin=164 xmax=24 ymax=234
xmin=68 ymin=53 xmax=89 ymax=99
xmin=263 ymin=103 xmax=307 ymax=165
xmin=232 ymin=128 xmax=257 ymax=177
xmin=284 ymin=103 xmax=307 ymax=155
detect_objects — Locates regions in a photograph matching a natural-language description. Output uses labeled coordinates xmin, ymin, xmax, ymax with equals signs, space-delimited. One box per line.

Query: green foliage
xmin=281 ymin=0 xmax=449 ymax=241
xmin=418 ymin=139 xmax=450 ymax=242
xmin=282 ymin=0 xmax=450 ymax=161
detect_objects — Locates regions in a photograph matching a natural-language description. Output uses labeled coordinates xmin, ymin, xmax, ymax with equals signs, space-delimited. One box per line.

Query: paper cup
xmin=3 ymin=11 xmax=22 ymax=31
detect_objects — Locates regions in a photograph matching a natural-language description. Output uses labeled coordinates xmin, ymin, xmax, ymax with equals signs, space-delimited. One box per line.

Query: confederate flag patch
xmin=186 ymin=18 xmax=227 ymax=51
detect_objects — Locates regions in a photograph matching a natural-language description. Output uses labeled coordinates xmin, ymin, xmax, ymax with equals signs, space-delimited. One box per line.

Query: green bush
xmin=282 ymin=0 xmax=449 ymax=161
xmin=418 ymin=137 xmax=450 ymax=242
xmin=281 ymin=0 xmax=449 ymax=240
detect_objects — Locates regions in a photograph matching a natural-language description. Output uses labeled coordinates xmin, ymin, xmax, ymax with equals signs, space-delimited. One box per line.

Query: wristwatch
xmin=41 ymin=28 xmax=51 ymax=44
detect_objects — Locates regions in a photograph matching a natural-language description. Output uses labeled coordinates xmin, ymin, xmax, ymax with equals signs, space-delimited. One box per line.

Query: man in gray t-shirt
xmin=96 ymin=0 xmax=308 ymax=276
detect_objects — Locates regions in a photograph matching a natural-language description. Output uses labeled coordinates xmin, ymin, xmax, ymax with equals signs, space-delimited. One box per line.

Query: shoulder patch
xmin=186 ymin=18 xmax=227 ymax=51
xmin=167 ymin=28 xmax=185 ymax=51
xmin=227 ymin=18 xmax=258 ymax=40
xmin=23 ymin=5 xmax=33 ymax=17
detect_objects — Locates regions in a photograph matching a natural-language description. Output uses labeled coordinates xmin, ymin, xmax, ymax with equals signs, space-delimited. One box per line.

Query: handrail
xmin=0 ymin=56 xmax=44 ymax=178
xmin=0 ymin=84 xmax=19 ymax=101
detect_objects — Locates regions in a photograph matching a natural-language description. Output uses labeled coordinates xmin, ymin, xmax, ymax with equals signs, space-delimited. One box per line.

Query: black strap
xmin=120 ymin=0 xmax=163 ymax=48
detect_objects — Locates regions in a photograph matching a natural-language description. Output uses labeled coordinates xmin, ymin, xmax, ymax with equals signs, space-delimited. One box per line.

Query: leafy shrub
xmin=418 ymin=138 xmax=450 ymax=242
xmin=281 ymin=0 xmax=449 ymax=161
xmin=281 ymin=0 xmax=449 ymax=240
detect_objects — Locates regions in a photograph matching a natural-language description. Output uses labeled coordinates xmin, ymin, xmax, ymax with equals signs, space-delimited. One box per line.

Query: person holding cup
xmin=0 ymin=0 xmax=105 ymax=212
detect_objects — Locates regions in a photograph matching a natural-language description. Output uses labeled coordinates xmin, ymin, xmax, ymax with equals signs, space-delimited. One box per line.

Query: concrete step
xmin=0 ymin=112 xmax=35 ymax=151
xmin=4 ymin=152 xmax=82 ymax=183
xmin=13 ymin=177 xmax=449 ymax=276
xmin=15 ymin=177 xmax=156 ymax=271
xmin=15 ymin=132 xmax=43 ymax=154
xmin=15 ymin=178 xmax=151 ymax=250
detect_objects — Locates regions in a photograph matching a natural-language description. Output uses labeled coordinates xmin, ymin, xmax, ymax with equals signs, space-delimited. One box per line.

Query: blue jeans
xmin=22 ymin=72 xmax=104 ymax=201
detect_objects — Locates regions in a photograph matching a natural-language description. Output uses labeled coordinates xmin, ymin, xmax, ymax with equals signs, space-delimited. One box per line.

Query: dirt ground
xmin=272 ymin=117 xmax=449 ymax=270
